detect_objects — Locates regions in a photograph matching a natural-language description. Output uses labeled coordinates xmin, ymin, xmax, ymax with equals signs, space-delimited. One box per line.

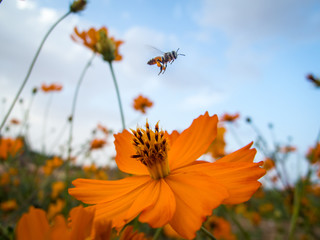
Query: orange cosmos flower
xmin=133 ymin=95 xmax=153 ymax=114
xmin=0 ymin=137 xmax=23 ymax=160
xmin=279 ymin=145 xmax=296 ymax=153
xmin=206 ymin=126 xmax=226 ymax=159
xmin=69 ymin=112 xmax=265 ymax=239
xmin=263 ymin=157 xmax=275 ymax=171
xmin=10 ymin=118 xmax=20 ymax=125
xmin=16 ymin=205 xmax=95 ymax=240
xmin=97 ymin=124 xmax=109 ymax=135
xmin=1 ymin=199 xmax=17 ymax=212
xmin=51 ymin=181 xmax=66 ymax=199
xmin=72 ymin=26 xmax=123 ymax=62
xmin=306 ymin=143 xmax=320 ymax=164
xmin=204 ymin=216 xmax=236 ymax=240
xmin=90 ymin=138 xmax=107 ymax=150
xmin=41 ymin=83 xmax=63 ymax=92
xmin=221 ymin=113 xmax=240 ymax=122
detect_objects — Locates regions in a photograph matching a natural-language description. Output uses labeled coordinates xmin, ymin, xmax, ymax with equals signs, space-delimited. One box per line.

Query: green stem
xmin=42 ymin=94 xmax=53 ymax=154
xmin=67 ymin=53 xmax=95 ymax=161
xmin=108 ymin=62 xmax=125 ymax=130
xmin=0 ymin=11 xmax=71 ymax=134
xmin=200 ymin=226 xmax=217 ymax=240
xmin=288 ymin=180 xmax=303 ymax=240
xmin=153 ymin=228 xmax=162 ymax=240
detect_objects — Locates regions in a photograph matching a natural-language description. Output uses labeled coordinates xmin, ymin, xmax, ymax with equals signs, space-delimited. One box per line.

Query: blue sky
xmin=0 ymin=0 xmax=319 ymax=176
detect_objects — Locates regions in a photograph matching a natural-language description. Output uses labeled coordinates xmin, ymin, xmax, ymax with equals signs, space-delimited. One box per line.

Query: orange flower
xmin=41 ymin=83 xmax=63 ymax=92
xmin=97 ymin=124 xmax=109 ymax=135
xmin=0 ymin=137 xmax=23 ymax=160
xmin=120 ymin=226 xmax=148 ymax=240
xmin=206 ymin=126 xmax=226 ymax=159
xmin=133 ymin=95 xmax=153 ymax=114
xmin=1 ymin=199 xmax=17 ymax=212
xmin=90 ymin=139 xmax=107 ymax=150
xmin=16 ymin=205 xmax=95 ymax=240
xmin=42 ymin=156 xmax=63 ymax=176
xmin=263 ymin=158 xmax=275 ymax=171
xmin=72 ymin=26 xmax=123 ymax=62
xmin=204 ymin=216 xmax=236 ymax=240
xmin=279 ymin=145 xmax=296 ymax=153
xmin=306 ymin=143 xmax=320 ymax=164
xmin=10 ymin=118 xmax=20 ymax=125
xmin=69 ymin=112 xmax=265 ymax=239
xmin=47 ymin=199 xmax=65 ymax=220
xmin=221 ymin=113 xmax=240 ymax=122
xmin=51 ymin=181 xmax=66 ymax=199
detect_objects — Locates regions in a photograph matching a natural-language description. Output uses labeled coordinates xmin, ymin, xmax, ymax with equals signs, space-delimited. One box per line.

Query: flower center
xmin=131 ymin=121 xmax=170 ymax=179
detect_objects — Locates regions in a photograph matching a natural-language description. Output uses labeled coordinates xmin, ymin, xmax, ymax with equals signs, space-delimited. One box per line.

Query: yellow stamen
xmin=131 ymin=121 xmax=170 ymax=179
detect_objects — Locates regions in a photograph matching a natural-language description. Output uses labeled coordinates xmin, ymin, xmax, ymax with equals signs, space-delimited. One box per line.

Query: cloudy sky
xmin=0 ymin=0 xmax=319 ymax=175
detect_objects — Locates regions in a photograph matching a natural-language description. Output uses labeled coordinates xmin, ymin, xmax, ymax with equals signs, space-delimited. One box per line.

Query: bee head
xmin=176 ymin=48 xmax=185 ymax=57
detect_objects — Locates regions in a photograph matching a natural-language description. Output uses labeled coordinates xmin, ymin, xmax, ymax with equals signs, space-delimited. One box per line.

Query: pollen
xmin=131 ymin=121 xmax=170 ymax=179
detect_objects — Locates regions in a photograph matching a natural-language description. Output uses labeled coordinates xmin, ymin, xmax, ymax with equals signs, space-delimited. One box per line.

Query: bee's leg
xmin=158 ymin=64 xmax=163 ymax=75
xmin=162 ymin=63 xmax=167 ymax=74
xmin=170 ymin=59 xmax=174 ymax=64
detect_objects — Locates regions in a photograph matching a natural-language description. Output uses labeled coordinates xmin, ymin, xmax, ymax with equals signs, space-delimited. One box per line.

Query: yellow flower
xmin=69 ymin=112 xmax=265 ymax=239
xmin=1 ymin=199 xmax=17 ymax=212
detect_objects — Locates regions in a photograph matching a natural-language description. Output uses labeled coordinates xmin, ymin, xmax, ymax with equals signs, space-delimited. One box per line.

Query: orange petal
xmin=16 ymin=206 xmax=50 ymax=240
xmin=114 ymin=130 xmax=149 ymax=175
xmin=50 ymin=215 xmax=70 ymax=240
xmin=165 ymin=130 xmax=180 ymax=147
xmin=69 ymin=206 xmax=95 ymax=240
xmin=216 ymin=142 xmax=255 ymax=163
xmin=133 ymin=179 xmax=176 ymax=228
xmin=168 ymin=112 xmax=218 ymax=170
xmin=69 ymin=176 xmax=151 ymax=230
xmin=165 ymin=171 xmax=229 ymax=239
xmin=69 ymin=176 xmax=150 ymax=204
xmin=208 ymin=161 xmax=266 ymax=204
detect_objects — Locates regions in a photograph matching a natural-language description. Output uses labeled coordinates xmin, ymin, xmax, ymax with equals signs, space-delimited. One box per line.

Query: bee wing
xmin=145 ymin=45 xmax=165 ymax=55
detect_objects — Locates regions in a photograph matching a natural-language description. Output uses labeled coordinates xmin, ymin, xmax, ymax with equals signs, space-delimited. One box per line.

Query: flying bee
xmin=147 ymin=48 xmax=185 ymax=75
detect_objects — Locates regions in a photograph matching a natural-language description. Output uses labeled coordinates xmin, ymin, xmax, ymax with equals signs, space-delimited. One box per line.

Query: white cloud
xmin=199 ymin=0 xmax=320 ymax=42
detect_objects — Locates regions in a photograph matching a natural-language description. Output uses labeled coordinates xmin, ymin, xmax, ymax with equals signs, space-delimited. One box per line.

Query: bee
xmin=147 ymin=48 xmax=185 ymax=75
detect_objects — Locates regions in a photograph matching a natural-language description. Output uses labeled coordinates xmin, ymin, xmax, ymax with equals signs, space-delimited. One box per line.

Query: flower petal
xmin=69 ymin=176 xmax=150 ymax=204
xmin=216 ymin=142 xmax=255 ymax=163
xmin=165 ymin=171 xmax=229 ymax=239
xmin=69 ymin=176 xmax=151 ymax=230
xmin=208 ymin=161 xmax=266 ymax=204
xmin=69 ymin=206 xmax=95 ymax=240
xmin=114 ymin=130 xmax=149 ymax=175
xmin=168 ymin=112 xmax=218 ymax=170
xmin=16 ymin=207 xmax=50 ymax=240
xmin=137 ymin=179 xmax=176 ymax=228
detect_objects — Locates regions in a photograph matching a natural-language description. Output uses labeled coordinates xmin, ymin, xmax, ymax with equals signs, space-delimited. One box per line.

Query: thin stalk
xmin=42 ymin=94 xmax=53 ymax=154
xmin=200 ymin=226 xmax=217 ymax=240
xmin=153 ymin=228 xmax=162 ymax=240
xmin=288 ymin=180 xmax=303 ymax=239
xmin=67 ymin=53 xmax=95 ymax=162
xmin=0 ymin=11 xmax=71 ymax=134
xmin=108 ymin=62 xmax=125 ymax=130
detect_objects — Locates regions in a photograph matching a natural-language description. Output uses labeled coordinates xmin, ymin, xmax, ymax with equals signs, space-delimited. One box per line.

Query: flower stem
xmin=153 ymin=228 xmax=162 ymax=240
xmin=288 ymin=180 xmax=303 ymax=240
xmin=108 ymin=62 xmax=125 ymax=130
xmin=0 ymin=11 xmax=71 ymax=134
xmin=42 ymin=93 xmax=53 ymax=154
xmin=200 ymin=226 xmax=217 ymax=240
xmin=67 ymin=53 xmax=95 ymax=162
